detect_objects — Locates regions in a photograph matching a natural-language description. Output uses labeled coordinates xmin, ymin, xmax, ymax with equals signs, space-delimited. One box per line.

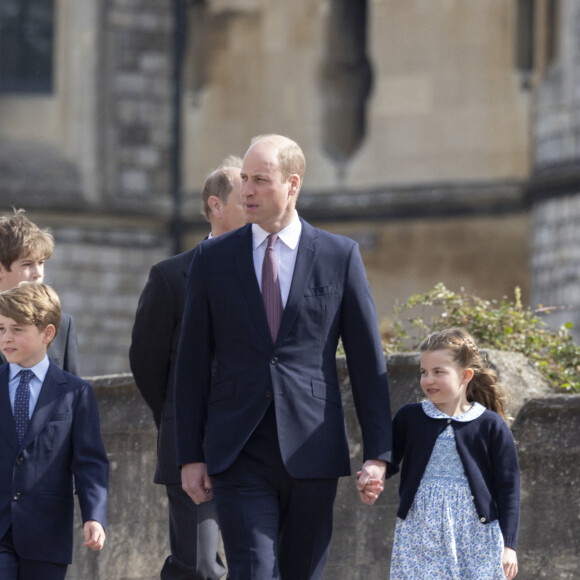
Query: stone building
xmin=0 ymin=0 xmax=577 ymax=374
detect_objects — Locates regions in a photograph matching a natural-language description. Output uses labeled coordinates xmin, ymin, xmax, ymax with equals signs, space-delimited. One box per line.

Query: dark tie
xmin=14 ymin=369 xmax=34 ymax=444
xmin=262 ymin=234 xmax=283 ymax=341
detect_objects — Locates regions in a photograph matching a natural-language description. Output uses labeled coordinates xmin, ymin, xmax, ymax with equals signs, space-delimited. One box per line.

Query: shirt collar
xmin=252 ymin=210 xmax=301 ymax=250
xmin=421 ymin=399 xmax=486 ymax=422
xmin=9 ymin=355 xmax=50 ymax=382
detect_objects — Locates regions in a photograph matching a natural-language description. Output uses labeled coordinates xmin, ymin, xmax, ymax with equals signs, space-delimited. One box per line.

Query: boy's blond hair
xmin=0 ymin=282 xmax=61 ymax=339
xmin=0 ymin=209 xmax=54 ymax=269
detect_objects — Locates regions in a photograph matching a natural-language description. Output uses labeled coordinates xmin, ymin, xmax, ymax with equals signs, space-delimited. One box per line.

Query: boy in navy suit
xmin=0 ymin=282 xmax=108 ymax=580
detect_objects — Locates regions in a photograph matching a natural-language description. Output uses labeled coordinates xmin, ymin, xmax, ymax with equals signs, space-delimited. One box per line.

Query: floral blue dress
xmin=390 ymin=401 xmax=506 ymax=579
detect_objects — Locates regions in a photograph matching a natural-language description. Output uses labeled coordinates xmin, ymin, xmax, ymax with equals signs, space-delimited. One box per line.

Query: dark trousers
xmin=0 ymin=528 xmax=68 ymax=580
xmin=161 ymin=483 xmax=226 ymax=580
xmin=212 ymin=404 xmax=338 ymax=580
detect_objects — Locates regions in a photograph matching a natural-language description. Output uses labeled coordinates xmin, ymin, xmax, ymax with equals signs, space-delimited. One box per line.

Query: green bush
xmin=384 ymin=283 xmax=580 ymax=393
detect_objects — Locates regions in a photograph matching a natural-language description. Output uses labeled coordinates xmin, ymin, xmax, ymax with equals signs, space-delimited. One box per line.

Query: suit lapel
xmin=276 ymin=219 xmax=318 ymax=344
xmin=0 ymin=365 xmax=19 ymax=450
xmin=22 ymin=363 xmax=66 ymax=448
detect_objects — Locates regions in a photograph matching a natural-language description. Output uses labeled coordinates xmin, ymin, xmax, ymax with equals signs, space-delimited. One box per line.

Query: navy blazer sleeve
xmin=174 ymin=245 xmax=212 ymax=466
xmin=340 ymin=243 xmax=392 ymax=463
xmin=130 ymin=264 xmax=175 ymax=426
xmin=72 ymin=379 xmax=109 ymax=528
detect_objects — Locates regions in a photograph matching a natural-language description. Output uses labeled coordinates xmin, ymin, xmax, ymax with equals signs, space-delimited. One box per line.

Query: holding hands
xmin=356 ymin=459 xmax=386 ymax=505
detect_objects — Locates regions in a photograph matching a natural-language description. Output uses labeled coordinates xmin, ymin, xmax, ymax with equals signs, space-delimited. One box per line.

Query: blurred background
xmin=0 ymin=0 xmax=578 ymax=376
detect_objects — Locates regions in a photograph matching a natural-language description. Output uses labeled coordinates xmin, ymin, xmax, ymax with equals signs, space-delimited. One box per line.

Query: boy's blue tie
xmin=14 ymin=369 xmax=34 ymax=444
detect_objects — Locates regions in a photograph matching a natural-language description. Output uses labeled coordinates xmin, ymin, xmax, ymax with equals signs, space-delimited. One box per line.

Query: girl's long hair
xmin=420 ymin=327 xmax=511 ymax=420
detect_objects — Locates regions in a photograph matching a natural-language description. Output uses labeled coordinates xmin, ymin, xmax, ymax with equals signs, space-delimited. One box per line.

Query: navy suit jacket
xmin=0 ymin=311 xmax=80 ymax=376
xmin=129 ymin=248 xmax=195 ymax=484
xmin=0 ymin=362 xmax=108 ymax=564
xmin=175 ymin=219 xmax=392 ymax=479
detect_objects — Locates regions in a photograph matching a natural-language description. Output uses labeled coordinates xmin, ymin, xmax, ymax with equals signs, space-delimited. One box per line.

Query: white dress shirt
xmin=252 ymin=211 xmax=302 ymax=308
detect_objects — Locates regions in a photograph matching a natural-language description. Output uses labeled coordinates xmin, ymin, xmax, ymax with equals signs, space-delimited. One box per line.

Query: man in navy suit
xmin=130 ymin=157 xmax=246 ymax=580
xmin=0 ymin=282 xmax=108 ymax=580
xmin=175 ymin=135 xmax=392 ymax=579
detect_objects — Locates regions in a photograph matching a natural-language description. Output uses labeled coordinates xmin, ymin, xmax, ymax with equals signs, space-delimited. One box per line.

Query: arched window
xmin=0 ymin=0 xmax=54 ymax=93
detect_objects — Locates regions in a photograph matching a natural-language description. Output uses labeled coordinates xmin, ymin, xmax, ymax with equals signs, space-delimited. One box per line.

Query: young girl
xmin=384 ymin=327 xmax=520 ymax=579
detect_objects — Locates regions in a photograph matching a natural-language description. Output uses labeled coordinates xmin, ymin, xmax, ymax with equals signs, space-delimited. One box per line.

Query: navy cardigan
xmin=386 ymin=403 xmax=520 ymax=550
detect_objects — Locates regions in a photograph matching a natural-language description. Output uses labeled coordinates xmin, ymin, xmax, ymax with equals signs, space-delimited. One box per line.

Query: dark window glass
xmin=0 ymin=0 xmax=54 ymax=93
xmin=515 ymin=0 xmax=535 ymax=74
xmin=546 ymin=0 xmax=560 ymax=65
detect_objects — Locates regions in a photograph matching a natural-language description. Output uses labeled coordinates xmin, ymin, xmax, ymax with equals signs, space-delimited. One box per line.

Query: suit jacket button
xmin=270 ymin=357 xmax=278 ymax=365
xmin=13 ymin=493 xmax=20 ymax=501
xmin=16 ymin=456 xmax=24 ymax=466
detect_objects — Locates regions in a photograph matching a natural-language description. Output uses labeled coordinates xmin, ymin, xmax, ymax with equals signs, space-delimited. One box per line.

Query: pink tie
xmin=262 ymin=234 xmax=283 ymax=341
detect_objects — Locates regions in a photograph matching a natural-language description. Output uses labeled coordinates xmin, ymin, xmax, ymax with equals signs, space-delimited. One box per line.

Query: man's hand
xmin=83 ymin=520 xmax=106 ymax=551
xmin=182 ymin=462 xmax=214 ymax=504
xmin=356 ymin=459 xmax=386 ymax=505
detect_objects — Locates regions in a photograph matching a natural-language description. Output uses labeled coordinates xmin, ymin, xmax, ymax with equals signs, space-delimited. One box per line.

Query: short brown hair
xmin=0 ymin=282 xmax=61 ymax=338
xmin=0 ymin=209 xmax=54 ymax=270
xmin=201 ymin=156 xmax=243 ymax=221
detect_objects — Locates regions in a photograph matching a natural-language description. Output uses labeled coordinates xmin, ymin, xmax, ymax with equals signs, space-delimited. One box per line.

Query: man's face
xmin=241 ymin=142 xmax=298 ymax=234
xmin=221 ymin=172 xmax=247 ymax=233
xmin=0 ymin=255 xmax=45 ymax=291
xmin=0 ymin=315 xmax=52 ymax=368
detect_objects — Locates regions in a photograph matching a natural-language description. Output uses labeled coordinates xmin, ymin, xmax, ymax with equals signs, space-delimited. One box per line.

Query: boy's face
xmin=0 ymin=255 xmax=45 ymax=291
xmin=0 ymin=315 xmax=54 ymax=368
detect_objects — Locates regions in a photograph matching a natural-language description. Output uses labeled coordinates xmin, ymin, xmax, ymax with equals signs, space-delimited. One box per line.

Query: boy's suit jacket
xmin=175 ymin=218 xmax=392 ymax=478
xmin=0 ymin=312 xmax=80 ymax=376
xmin=129 ymin=247 xmax=195 ymax=484
xmin=0 ymin=361 xmax=108 ymax=564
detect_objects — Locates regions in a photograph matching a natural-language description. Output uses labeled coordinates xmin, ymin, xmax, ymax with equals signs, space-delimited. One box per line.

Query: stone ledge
xmin=68 ymin=352 xmax=578 ymax=580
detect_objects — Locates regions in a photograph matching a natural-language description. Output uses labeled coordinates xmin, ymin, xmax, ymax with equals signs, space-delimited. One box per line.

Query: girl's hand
xmin=355 ymin=471 xmax=384 ymax=505
xmin=502 ymin=547 xmax=518 ymax=579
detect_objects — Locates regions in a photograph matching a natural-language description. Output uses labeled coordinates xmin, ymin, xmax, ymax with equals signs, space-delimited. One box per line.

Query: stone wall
xmin=66 ymin=352 xmax=579 ymax=580
xmin=26 ymin=207 xmax=531 ymax=378
xmin=531 ymin=194 xmax=580 ymax=341
xmin=1 ymin=0 xmax=536 ymax=379
xmin=529 ymin=0 xmax=580 ymax=339
xmin=511 ymin=394 xmax=580 ymax=579
xmin=44 ymin=219 xmax=175 ymax=376
xmin=102 ymin=0 xmax=175 ymax=213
